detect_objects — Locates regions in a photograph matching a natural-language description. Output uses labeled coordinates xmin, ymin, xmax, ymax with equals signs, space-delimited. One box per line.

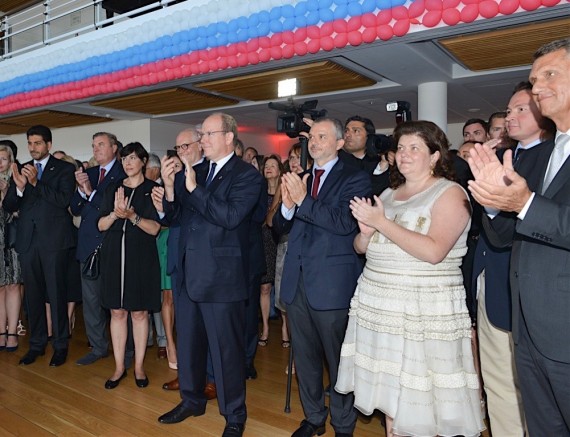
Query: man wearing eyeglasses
xmin=158 ymin=113 xmax=262 ymax=437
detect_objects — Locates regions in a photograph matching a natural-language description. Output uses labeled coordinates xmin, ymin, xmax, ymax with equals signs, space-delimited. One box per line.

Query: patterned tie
xmin=513 ymin=147 xmax=526 ymax=169
xmin=98 ymin=168 xmax=106 ymax=184
xmin=205 ymin=162 xmax=217 ymax=187
xmin=543 ymin=133 xmax=570 ymax=193
xmin=35 ymin=162 xmax=43 ymax=180
xmin=311 ymin=169 xmax=325 ymax=199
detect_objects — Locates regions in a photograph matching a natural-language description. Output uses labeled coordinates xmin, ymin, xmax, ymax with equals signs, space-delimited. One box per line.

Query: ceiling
xmin=0 ymin=4 xmax=568 ymax=138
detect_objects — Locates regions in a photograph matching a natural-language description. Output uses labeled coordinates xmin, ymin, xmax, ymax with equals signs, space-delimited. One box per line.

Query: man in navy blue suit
xmin=158 ymin=113 xmax=262 ymax=437
xmin=71 ymin=132 xmax=125 ymax=365
xmin=274 ymin=117 xmax=371 ymax=437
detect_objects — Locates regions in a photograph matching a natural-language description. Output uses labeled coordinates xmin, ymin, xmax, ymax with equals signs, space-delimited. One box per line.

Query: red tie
xmin=311 ymin=169 xmax=325 ymax=199
xmin=98 ymin=168 xmax=106 ymax=184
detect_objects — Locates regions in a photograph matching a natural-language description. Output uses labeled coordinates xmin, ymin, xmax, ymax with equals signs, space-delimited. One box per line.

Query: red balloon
xmin=498 ymin=0 xmax=519 ymax=14
xmin=333 ymin=19 xmax=348 ymax=34
xmin=392 ymin=6 xmax=409 ymax=19
xmin=541 ymin=0 xmax=560 ymax=6
xmin=479 ymin=0 xmax=499 ymax=18
xmin=259 ymin=48 xmax=271 ymax=62
xmin=295 ymin=41 xmax=308 ymax=56
xmin=320 ymin=22 xmax=334 ymax=37
xmin=393 ymin=19 xmax=410 ymax=37
xmin=270 ymin=46 xmax=283 ymax=60
xmin=236 ymin=42 xmax=248 ymax=54
xmin=294 ymin=28 xmax=307 ymax=42
xmin=462 ymin=0 xmax=480 ymax=4
xmin=282 ymin=45 xmax=295 ymax=59
xmin=227 ymin=55 xmax=238 ymax=68
xmin=520 ymin=0 xmax=541 ymax=10
xmin=423 ymin=10 xmax=442 ymax=27
xmin=348 ymin=31 xmax=363 ymax=46
xmin=209 ymin=60 xmax=219 ymax=71
xmin=218 ymin=57 xmax=229 ymax=69
xmin=189 ymin=52 xmax=200 ymax=63
xmin=227 ymin=45 xmax=238 ymax=56
xmin=307 ymin=39 xmax=321 ymax=54
xmin=335 ymin=32 xmax=348 ymax=48
xmin=361 ymin=12 xmax=376 ymax=27
xmin=307 ymin=25 xmax=320 ymax=39
xmin=199 ymin=62 xmax=209 ymax=73
xmin=442 ymin=0 xmax=460 ymax=8
xmin=190 ymin=64 xmax=200 ymax=75
xmin=237 ymin=54 xmax=249 ymax=66
xmin=208 ymin=47 xmax=219 ymax=60
xmin=362 ymin=27 xmax=377 ymax=43
xmin=425 ymin=0 xmax=443 ymax=10
xmin=376 ymin=10 xmax=392 ymax=25
xmin=259 ymin=36 xmax=271 ymax=49
xmin=347 ymin=16 xmax=362 ymax=32
xmin=409 ymin=0 xmax=425 ymax=18
xmin=460 ymin=4 xmax=479 ymax=22
xmin=377 ymin=25 xmax=393 ymax=41
xmin=247 ymin=52 xmax=259 ymax=64
xmin=247 ymin=39 xmax=259 ymax=52
xmin=180 ymin=54 xmax=192 ymax=65
xmin=270 ymin=34 xmax=283 ymax=46
xmin=321 ymin=36 xmax=335 ymax=51
xmin=442 ymin=8 xmax=461 ymax=25
xmin=282 ymin=31 xmax=295 ymax=45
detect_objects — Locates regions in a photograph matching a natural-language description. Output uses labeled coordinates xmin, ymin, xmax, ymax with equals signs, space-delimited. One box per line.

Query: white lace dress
xmin=336 ymin=178 xmax=484 ymax=437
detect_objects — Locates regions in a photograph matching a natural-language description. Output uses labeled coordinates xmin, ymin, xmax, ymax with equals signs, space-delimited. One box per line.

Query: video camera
xmin=268 ymin=99 xmax=327 ymax=139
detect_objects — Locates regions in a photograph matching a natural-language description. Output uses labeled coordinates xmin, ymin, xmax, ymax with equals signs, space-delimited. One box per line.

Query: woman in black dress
xmin=98 ymin=142 xmax=161 ymax=389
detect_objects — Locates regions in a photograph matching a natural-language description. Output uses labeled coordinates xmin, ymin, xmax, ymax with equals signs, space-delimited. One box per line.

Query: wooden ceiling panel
xmin=439 ymin=18 xmax=570 ymax=71
xmin=91 ymin=88 xmax=238 ymax=114
xmin=0 ymin=0 xmax=40 ymax=15
xmin=0 ymin=110 xmax=111 ymax=135
xmin=196 ymin=61 xmax=376 ymax=101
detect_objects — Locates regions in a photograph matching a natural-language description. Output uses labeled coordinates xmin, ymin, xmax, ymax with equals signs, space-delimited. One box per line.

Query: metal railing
xmin=0 ymin=0 xmax=181 ymax=61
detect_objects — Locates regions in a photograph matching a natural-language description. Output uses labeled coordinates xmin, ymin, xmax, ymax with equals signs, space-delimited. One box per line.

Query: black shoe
xmin=245 ymin=364 xmax=257 ymax=380
xmin=135 ymin=376 xmax=149 ymax=388
xmin=19 ymin=349 xmax=45 ymax=365
xmin=49 ymin=349 xmax=68 ymax=367
xmin=292 ymin=420 xmax=326 ymax=437
xmin=222 ymin=422 xmax=244 ymax=437
xmin=158 ymin=402 xmax=206 ymax=424
xmin=104 ymin=370 xmax=127 ymax=389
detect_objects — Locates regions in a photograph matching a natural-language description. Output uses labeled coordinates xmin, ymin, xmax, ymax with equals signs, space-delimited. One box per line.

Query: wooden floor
xmin=0 ymin=313 xmax=386 ymax=437
xmin=0 ymin=312 xmax=490 ymax=436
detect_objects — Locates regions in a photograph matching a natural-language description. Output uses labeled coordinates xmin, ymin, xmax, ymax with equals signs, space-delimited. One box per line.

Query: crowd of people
xmin=1 ymin=37 xmax=569 ymax=437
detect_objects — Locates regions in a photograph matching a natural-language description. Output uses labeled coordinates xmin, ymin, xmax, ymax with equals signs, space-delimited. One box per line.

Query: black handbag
xmin=82 ymin=243 xmax=102 ymax=280
xmin=5 ymin=214 xmax=18 ymax=249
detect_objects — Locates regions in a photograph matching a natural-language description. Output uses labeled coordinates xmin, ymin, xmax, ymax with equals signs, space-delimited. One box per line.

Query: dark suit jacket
xmin=172 ymin=155 xmax=262 ymax=303
xmin=338 ymin=149 xmax=389 ymax=196
xmin=483 ymin=139 xmax=570 ymax=362
xmin=273 ymin=159 xmax=371 ymax=310
xmin=3 ymin=155 xmax=76 ymax=254
xmin=70 ymin=160 xmax=126 ymax=262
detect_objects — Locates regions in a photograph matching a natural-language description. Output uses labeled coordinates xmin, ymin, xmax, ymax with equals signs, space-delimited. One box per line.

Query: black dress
xmin=260 ymin=193 xmax=277 ymax=285
xmin=99 ymin=178 xmax=161 ymax=312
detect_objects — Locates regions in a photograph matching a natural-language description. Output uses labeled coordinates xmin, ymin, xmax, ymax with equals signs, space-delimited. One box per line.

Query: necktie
xmin=543 ymin=133 xmax=570 ymax=193
xmin=98 ymin=168 xmax=106 ymax=184
xmin=311 ymin=169 xmax=325 ymax=199
xmin=35 ymin=163 xmax=43 ymax=180
xmin=513 ymin=147 xmax=526 ymax=168
xmin=205 ymin=162 xmax=217 ymax=187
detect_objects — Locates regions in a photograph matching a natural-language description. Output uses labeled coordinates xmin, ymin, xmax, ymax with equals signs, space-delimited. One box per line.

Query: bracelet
xmin=131 ymin=214 xmax=141 ymax=226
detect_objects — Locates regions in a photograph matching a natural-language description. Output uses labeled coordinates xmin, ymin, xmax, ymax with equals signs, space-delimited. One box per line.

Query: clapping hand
xmin=75 ymin=168 xmax=93 ymax=196
xmin=350 ymin=196 xmax=385 ymax=236
xmin=281 ymin=172 xmax=309 ymax=206
xmin=151 ymin=186 xmax=165 ymax=213
xmin=114 ymin=187 xmax=134 ymax=219
xmin=11 ymin=163 xmax=27 ymax=191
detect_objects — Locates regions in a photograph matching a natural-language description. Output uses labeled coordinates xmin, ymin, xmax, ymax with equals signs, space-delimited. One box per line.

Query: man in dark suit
xmin=274 ymin=117 xmax=371 ymax=437
xmin=3 ymin=125 xmax=76 ymax=367
xmin=70 ymin=132 xmax=125 ymax=365
xmin=158 ymin=113 xmax=262 ymax=437
xmin=470 ymin=82 xmax=555 ymax=435
xmin=467 ymin=38 xmax=570 ymax=436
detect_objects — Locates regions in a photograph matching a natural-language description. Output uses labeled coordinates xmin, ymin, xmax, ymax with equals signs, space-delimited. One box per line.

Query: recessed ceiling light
xmin=467 ymin=108 xmax=480 ymax=113
xmin=278 ymin=78 xmax=297 ymax=98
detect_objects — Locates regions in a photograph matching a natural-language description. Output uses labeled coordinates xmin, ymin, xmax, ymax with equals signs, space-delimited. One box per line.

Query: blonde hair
xmin=0 ymin=145 xmax=14 ymax=177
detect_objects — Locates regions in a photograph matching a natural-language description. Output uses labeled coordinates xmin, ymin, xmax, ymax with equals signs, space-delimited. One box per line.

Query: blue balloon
xmin=237 ymin=16 xmax=248 ymax=29
xmin=347 ymin=2 xmax=362 ymax=15
xmin=306 ymin=0 xmax=320 ymax=11
xmin=333 ymin=5 xmax=348 ymax=18
xmin=362 ymin=0 xmax=376 ymax=13
xmin=269 ymin=21 xmax=283 ymax=33
xmin=257 ymin=21 xmax=270 ymax=36
xmin=248 ymin=14 xmax=259 ymax=28
xmin=283 ymin=17 xmax=296 ymax=31
xmin=320 ymin=7 xmax=334 ymax=21
xmin=208 ymin=36 xmax=218 ymax=48
xmin=217 ymin=22 xmax=228 ymax=35
xmin=269 ymin=6 xmax=282 ymax=20
xmin=227 ymin=31 xmax=238 ymax=44
xmin=295 ymin=16 xmax=308 ymax=28
xmin=207 ymin=23 xmax=217 ymax=36
xmin=306 ymin=10 xmax=320 ymax=25
xmin=198 ymin=26 xmax=208 ymax=38
xmin=318 ymin=0 xmax=334 ymax=8
xmin=294 ymin=2 xmax=307 ymax=16
xmin=377 ymin=0 xmax=391 ymax=9
xmin=228 ymin=18 xmax=239 ymax=33
xmin=391 ymin=0 xmax=406 ymax=6
xmin=248 ymin=27 xmax=258 ymax=39
xmin=258 ymin=10 xmax=270 ymax=22
xmin=217 ymin=33 xmax=228 ymax=46
xmin=282 ymin=4 xmax=295 ymax=18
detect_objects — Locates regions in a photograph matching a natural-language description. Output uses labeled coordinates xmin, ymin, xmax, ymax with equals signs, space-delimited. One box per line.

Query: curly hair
xmin=389 ymin=121 xmax=456 ymax=189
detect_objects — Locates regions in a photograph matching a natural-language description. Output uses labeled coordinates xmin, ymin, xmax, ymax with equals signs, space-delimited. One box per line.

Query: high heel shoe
xmin=105 ymin=370 xmax=127 ymax=389
xmin=166 ymin=347 xmax=177 ymax=370
xmin=6 ymin=333 xmax=18 ymax=352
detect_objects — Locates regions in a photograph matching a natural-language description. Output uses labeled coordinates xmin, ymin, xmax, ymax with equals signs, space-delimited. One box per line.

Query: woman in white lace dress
xmin=336 ymin=121 xmax=484 ymax=437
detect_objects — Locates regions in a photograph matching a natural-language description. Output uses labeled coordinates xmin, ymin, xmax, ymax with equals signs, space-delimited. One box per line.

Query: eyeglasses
xmin=174 ymin=140 xmax=199 ymax=151
xmin=197 ymin=130 xmax=227 ymax=140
